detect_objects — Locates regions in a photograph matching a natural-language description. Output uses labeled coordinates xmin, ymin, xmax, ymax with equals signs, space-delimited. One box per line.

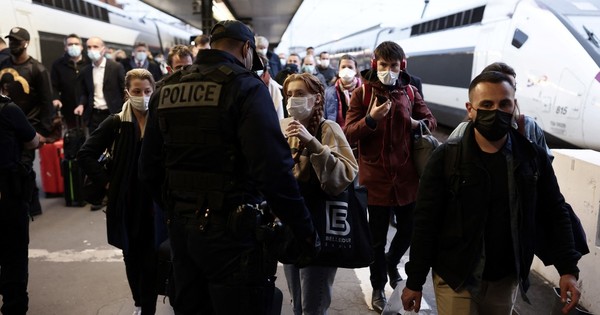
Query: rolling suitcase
xmin=39 ymin=139 xmax=64 ymax=195
xmin=62 ymin=158 xmax=86 ymax=207
xmin=63 ymin=117 xmax=86 ymax=160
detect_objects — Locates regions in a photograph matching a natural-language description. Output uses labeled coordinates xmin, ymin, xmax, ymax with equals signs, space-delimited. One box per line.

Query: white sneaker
xmin=132 ymin=306 xmax=142 ymax=315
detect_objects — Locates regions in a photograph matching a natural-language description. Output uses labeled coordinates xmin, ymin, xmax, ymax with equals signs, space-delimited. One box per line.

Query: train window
xmin=54 ymin=0 xmax=64 ymax=9
xmin=512 ymin=28 xmax=529 ymax=49
xmin=63 ymin=0 xmax=72 ymax=12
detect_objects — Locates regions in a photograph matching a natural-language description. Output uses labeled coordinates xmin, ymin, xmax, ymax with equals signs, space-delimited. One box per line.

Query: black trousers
xmin=123 ymin=218 xmax=159 ymax=314
xmin=169 ymin=211 xmax=274 ymax=315
xmin=368 ymin=203 xmax=415 ymax=290
xmin=88 ymin=109 xmax=110 ymax=134
xmin=0 ymin=190 xmax=30 ymax=315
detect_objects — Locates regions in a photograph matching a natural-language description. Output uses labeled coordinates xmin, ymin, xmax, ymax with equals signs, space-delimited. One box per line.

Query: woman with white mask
xmin=280 ymin=73 xmax=358 ymax=315
xmin=78 ymin=69 xmax=166 ymax=315
xmin=323 ymin=54 xmax=361 ymax=127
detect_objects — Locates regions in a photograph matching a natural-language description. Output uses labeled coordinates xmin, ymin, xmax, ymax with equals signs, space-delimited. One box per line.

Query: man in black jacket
xmin=139 ymin=20 xmax=319 ymax=314
xmin=401 ymin=71 xmax=582 ymax=314
xmin=1 ymin=26 xmax=53 ymax=216
xmin=51 ymin=33 xmax=90 ymax=128
xmin=74 ymin=36 xmax=124 ymax=133
xmin=121 ymin=42 xmax=162 ymax=83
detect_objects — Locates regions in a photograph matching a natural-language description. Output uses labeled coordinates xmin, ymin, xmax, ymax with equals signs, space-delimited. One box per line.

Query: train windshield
xmin=544 ymin=0 xmax=600 ymax=66
xmin=567 ymin=16 xmax=600 ymax=50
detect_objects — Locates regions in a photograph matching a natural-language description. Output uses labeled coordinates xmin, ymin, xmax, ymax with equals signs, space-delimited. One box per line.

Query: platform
xmin=26 ymin=196 xmax=570 ymax=315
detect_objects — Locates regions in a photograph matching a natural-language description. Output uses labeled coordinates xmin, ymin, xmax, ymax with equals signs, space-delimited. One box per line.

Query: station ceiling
xmin=141 ymin=0 xmax=302 ymax=46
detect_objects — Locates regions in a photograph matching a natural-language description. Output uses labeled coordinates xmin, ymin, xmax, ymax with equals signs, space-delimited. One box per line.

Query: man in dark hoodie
xmin=343 ymin=41 xmax=436 ymax=313
xmin=51 ymin=33 xmax=90 ymax=128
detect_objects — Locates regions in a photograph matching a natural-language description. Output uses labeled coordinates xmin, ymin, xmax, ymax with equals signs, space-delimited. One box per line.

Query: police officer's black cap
xmin=5 ymin=27 xmax=30 ymax=42
xmin=210 ymin=20 xmax=263 ymax=71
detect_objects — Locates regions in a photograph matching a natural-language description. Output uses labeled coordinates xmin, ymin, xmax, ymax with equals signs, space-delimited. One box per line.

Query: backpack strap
xmin=516 ymin=114 xmax=525 ymax=136
xmin=406 ymin=84 xmax=415 ymax=104
xmin=362 ymin=83 xmax=376 ymax=115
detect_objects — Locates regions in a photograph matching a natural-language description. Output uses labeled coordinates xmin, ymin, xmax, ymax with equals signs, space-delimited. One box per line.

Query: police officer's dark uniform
xmin=0 ymin=94 xmax=37 ymax=315
xmin=139 ymin=20 xmax=318 ymax=314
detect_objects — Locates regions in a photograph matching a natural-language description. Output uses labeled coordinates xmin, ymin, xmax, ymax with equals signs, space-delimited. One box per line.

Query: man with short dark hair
xmin=401 ymin=71 xmax=582 ymax=314
xmin=317 ymin=51 xmax=336 ymax=86
xmin=166 ymin=44 xmax=193 ymax=73
xmin=122 ymin=42 xmax=162 ymax=82
xmin=1 ymin=26 xmax=53 ymax=216
xmin=51 ymin=33 xmax=90 ymax=128
xmin=344 ymin=41 xmax=436 ymax=313
xmin=140 ymin=20 xmax=319 ymax=314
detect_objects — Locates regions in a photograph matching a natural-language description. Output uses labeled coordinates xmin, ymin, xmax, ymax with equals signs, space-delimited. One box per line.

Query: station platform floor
xmin=27 ymin=196 xmax=568 ymax=315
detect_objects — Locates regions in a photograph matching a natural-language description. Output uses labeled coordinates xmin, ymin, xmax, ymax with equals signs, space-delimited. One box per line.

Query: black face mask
xmin=473 ymin=109 xmax=513 ymax=141
xmin=9 ymin=45 xmax=25 ymax=57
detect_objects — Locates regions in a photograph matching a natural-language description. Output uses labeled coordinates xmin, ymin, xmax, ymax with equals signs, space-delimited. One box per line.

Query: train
xmin=2 ymin=0 xmax=200 ymax=72
xmin=316 ymin=0 xmax=600 ymax=150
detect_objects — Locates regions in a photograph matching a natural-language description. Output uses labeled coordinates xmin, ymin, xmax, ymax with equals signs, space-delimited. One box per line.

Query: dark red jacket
xmin=344 ymin=70 xmax=436 ymax=206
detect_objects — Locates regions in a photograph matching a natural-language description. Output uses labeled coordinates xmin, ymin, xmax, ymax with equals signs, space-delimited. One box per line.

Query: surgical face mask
xmin=286 ymin=95 xmax=315 ymax=120
xmin=257 ymin=48 xmax=267 ymax=56
xmin=256 ymin=70 xmax=264 ymax=76
xmin=128 ymin=92 xmax=150 ymax=112
xmin=87 ymin=49 xmax=102 ymax=62
xmin=135 ymin=51 xmax=147 ymax=63
xmin=473 ymin=109 xmax=513 ymax=141
xmin=67 ymin=45 xmax=81 ymax=58
xmin=377 ymin=70 xmax=399 ymax=86
xmin=301 ymin=65 xmax=315 ymax=74
xmin=243 ymin=47 xmax=253 ymax=71
xmin=280 ymin=58 xmax=286 ymax=67
xmin=339 ymin=68 xmax=356 ymax=83
xmin=104 ymin=53 xmax=113 ymax=60
xmin=155 ymin=57 xmax=164 ymax=64
xmin=320 ymin=59 xmax=330 ymax=68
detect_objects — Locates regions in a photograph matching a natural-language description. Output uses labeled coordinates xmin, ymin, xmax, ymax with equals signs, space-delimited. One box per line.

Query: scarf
xmin=335 ymin=77 xmax=361 ymax=127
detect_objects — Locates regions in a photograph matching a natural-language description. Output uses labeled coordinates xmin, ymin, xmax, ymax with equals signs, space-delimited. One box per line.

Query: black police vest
xmin=157 ymin=63 xmax=249 ymax=211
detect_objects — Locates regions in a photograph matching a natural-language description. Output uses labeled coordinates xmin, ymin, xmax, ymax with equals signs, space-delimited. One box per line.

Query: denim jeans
xmin=283 ymin=264 xmax=337 ymax=315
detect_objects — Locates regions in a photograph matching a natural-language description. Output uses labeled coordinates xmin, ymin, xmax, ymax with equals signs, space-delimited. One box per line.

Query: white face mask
xmin=67 ymin=45 xmax=81 ymax=58
xmin=320 ymin=59 xmax=330 ymax=68
xmin=339 ymin=68 xmax=356 ymax=83
xmin=129 ymin=93 xmax=150 ymax=112
xmin=377 ymin=70 xmax=399 ymax=85
xmin=87 ymin=49 xmax=102 ymax=62
xmin=257 ymin=48 xmax=267 ymax=56
xmin=286 ymin=95 xmax=315 ymax=120
xmin=135 ymin=52 xmax=147 ymax=63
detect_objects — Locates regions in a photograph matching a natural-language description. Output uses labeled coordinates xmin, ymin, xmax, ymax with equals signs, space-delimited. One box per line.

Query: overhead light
xmin=212 ymin=0 xmax=235 ymax=21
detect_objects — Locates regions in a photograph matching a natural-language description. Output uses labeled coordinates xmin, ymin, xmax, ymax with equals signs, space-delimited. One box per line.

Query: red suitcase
xmin=39 ymin=139 xmax=64 ymax=195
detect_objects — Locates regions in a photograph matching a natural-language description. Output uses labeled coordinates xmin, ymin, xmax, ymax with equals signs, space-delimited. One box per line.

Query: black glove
xmin=295 ymin=228 xmax=321 ymax=268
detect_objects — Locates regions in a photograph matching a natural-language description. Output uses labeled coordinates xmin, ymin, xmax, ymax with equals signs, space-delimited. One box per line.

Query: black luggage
xmin=63 ymin=117 xmax=86 ymax=160
xmin=62 ymin=158 xmax=86 ymax=207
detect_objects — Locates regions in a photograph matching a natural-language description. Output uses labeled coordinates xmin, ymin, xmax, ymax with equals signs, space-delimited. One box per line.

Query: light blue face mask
xmin=135 ymin=51 xmax=147 ymax=63
xmin=301 ymin=65 xmax=315 ymax=74
xmin=87 ymin=49 xmax=102 ymax=62
xmin=67 ymin=45 xmax=81 ymax=58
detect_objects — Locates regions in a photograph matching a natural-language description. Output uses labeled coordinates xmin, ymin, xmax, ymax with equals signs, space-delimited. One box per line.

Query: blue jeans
xmin=283 ymin=264 xmax=337 ymax=315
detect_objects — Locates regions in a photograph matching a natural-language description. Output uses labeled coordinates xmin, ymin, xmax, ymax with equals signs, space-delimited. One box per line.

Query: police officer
xmin=0 ymin=93 xmax=39 ymax=314
xmin=139 ymin=20 xmax=319 ymax=314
